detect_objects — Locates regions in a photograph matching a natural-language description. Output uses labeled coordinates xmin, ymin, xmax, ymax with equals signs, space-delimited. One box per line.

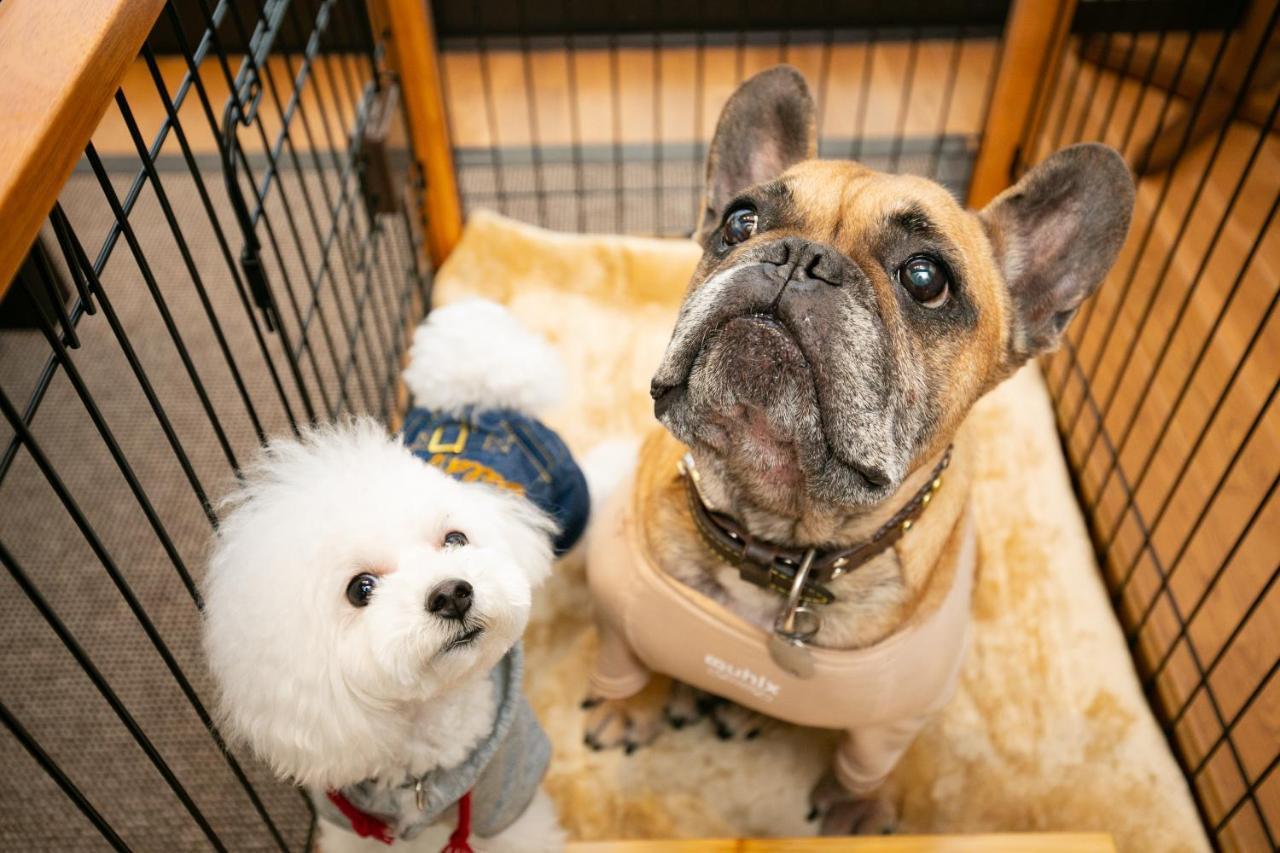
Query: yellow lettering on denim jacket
xmin=425 ymin=453 xmax=525 ymax=495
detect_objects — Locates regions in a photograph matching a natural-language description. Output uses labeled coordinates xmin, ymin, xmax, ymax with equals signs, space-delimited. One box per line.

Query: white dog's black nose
xmin=427 ymin=580 xmax=473 ymax=620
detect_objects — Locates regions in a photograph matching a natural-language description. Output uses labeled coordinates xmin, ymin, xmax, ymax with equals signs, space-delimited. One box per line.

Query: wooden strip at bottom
xmin=568 ymin=833 xmax=1117 ymax=853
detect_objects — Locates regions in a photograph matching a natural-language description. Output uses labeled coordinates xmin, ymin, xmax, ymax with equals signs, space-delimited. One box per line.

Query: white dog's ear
xmin=482 ymin=487 xmax=558 ymax=586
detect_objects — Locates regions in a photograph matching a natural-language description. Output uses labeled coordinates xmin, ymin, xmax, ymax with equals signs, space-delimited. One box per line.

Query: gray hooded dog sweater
xmin=314 ymin=645 xmax=549 ymax=842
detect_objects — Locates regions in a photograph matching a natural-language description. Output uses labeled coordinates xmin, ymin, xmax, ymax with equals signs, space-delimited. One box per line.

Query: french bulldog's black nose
xmin=427 ymin=579 xmax=473 ymax=620
xmin=767 ymin=236 xmax=846 ymax=288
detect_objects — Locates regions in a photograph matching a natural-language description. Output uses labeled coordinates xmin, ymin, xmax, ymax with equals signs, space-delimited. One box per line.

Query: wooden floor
xmin=567 ymin=834 xmax=1115 ymax=852
xmin=97 ymin=35 xmax=1277 ymax=849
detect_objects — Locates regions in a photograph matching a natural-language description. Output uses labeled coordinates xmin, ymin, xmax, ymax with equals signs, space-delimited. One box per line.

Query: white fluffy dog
xmin=204 ymin=303 xmax=573 ymax=852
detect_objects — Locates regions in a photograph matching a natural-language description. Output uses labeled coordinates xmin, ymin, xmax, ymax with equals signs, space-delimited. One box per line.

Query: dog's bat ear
xmin=696 ymin=64 xmax=816 ymax=243
xmin=980 ymin=143 xmax=1135 ymax=365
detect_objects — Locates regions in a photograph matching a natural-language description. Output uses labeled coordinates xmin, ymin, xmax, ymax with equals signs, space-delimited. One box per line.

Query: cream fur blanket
xmin=432 ymin=210 xmax=1208 ymax=851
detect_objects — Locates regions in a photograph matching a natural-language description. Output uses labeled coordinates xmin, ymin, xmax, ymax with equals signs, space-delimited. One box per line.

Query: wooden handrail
xmin=966 ymin=0 xmax=1079 ymax=208
xmin=0 ymin=0 xmax=167 ymax=295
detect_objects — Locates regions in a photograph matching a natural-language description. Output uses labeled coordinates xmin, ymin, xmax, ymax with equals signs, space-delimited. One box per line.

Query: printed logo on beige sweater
xmin=705 ymin=654 xmax=780 ymax=702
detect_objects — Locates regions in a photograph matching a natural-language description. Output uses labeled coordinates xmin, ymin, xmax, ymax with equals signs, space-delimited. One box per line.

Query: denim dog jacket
xmin=402 ymin=405 xmax=590 ymax=554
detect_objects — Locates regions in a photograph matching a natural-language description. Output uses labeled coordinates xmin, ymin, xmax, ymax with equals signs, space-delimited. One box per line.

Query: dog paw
xmin=663 ymin=681 xmax=712 ymax=730
xmin=582 ymin=679 xmax=669 ymax=754
xmin=709 ymin=699 xmax=768 ymax=740
xmin=807 ymin=771 xmax=897 ymax=835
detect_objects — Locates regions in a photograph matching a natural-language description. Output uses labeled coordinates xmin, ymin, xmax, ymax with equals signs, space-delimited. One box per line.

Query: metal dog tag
xmin=769 ymin=630 xmax=816 ymax=678
xmin=770 ymin=549 xmax=821 ymax=678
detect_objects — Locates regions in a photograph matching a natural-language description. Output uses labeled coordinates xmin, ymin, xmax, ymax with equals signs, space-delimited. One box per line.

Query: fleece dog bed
xmin=430 ymin=209 xmax=1209 ymax=852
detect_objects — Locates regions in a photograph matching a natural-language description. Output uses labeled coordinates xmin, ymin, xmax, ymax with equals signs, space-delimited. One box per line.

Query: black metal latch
xmin=355 ymin=80 xmax=411 ymax=217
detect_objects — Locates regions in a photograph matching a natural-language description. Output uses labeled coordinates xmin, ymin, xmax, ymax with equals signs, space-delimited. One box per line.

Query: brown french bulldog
xmin=582 ymin=65 xmax=1135 ymax=834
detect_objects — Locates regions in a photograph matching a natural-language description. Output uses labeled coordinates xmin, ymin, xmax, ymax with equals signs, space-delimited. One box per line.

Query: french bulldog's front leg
xmin=809 ymin=717 xmax=929 ymax=835
xmin=807 ymin=769 xmax=896 ymax=836
xmin=582 ymin=676 xmax=671 ymax=753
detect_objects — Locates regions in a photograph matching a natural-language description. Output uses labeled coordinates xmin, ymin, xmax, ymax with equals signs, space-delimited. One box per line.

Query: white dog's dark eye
xmin=897 ymin=255 xmax=951 ymax=307
xmin=723 ymin=207 xmax=758 ymax=246
xmin=345 ymin=573 xmax=378 ymax=607
xmin=443 ymin=531 xmax=469 ymax=548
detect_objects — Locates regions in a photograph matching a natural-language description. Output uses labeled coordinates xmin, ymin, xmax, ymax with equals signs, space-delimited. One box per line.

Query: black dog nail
xmin=715 ymin=723 xmax=732 ymax=740
xmin=745 ymin=728 xmax=760 ymax=740
xmin=624 ymin=742 xmax=637 ymax=755
xmin=806 ymin=806 xmax=819 ymax=822
xmin=580 ymin=697 xmax=601 ymax=710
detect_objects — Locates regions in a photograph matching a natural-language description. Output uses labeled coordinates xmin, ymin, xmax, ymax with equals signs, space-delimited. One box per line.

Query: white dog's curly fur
xmin=204 ymin=302 xmax=570 ymax=852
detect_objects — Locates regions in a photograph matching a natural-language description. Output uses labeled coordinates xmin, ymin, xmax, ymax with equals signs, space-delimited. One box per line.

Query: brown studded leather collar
xmin=678 ymin=447 xmax=952 ymax=606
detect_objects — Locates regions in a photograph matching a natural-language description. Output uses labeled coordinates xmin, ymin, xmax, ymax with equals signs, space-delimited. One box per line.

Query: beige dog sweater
xmin=588 ymin=434 xmax=976 ymax=795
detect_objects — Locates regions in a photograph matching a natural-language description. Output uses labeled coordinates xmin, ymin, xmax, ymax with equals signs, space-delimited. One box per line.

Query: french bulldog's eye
xmin=723 ymin=207 xmax=758 ymax=246
xmin=345 ymin=573 xmax=378 ymax=608
xmin=443 ymin=531 xmax=469 ymax=548
xmin=897 ymin=255 xmax=950 ymax=307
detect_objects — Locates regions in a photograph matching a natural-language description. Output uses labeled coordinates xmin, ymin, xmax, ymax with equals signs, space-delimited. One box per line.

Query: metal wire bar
xmin=0 ymin=387 xmax=292 ymax=853
xmin=223 ymin=1 xmax=378 ymax=418
xmin=166 ymin=2 xmax=320 ymax=423
xmin=31 ymin=242 xmax=81 ymax=350
xmin=89 ymin=0 xmax=239 ymax=281
xmin=1125 ymin=382 xmax=1279 ymax=643
xmin=1165 ymin=562 xmax=1280 ymax=725
xmin=610 ymin=7 xmax=625 ymax=232
xmin=1184 ymin=636 xmax=1279 ymax=777
xmin=654 ymin=24 xmax=664 ymax=234
xmin=0 ymin=541 xmax=215 ymax=849
xmin=516 ymin=0 xmax=549 ymax=228
xmin=141 ymin=45 xmax=300 ymax=436
xmin=187 ymin=0 xmax=334 ymax=418
xmin=1047 ymin=31 xmax=1100 ymax=153
xmin=688 ymin=0 xmax=706 ymax=217
xmin=269 ymin=6 xmax=384 ymax=383
xmin=849 ymin=27 xmax=876 ymax=161
xmin=115 ymin=91 xmax=269 ymax=445
xmin=475 ymin=5 xmax=509 ymax=217
xmin=814 ymin=4 xmax=833 ymax=143
xmin=1057 ymin=13 xmax=1228 ymax=418
xmin=888 ymin=28 xmax=920 ymax=174
xmin=331 ymin=221 xmax=390 ymax=415
xmin=926 ymin=27 xmax=965 ymax=181
xmin=1214 ymin=750 xmax=1279 ymax=837
xmin=1054 ymin=340 xmax=1240 ymax=848
xmin=17 ymin=273 xmax=202 ymax=606
xmin=1050 ymin=26 xmax=1172 ymax=397
xmin=0 ymin=698 xmax=129 ymax=853
xmin=1108 ymin=207 xmax=1280 ymax=591
xmin=49 ymin=203 xmax=218 ymax=527
xmin=247 ymin=10 xmax=383 ymax=416
xmin=85 ymin=142 xmax=242 ymax=473
xmin=1066 ymin=31 xmax=1114 ymax=143
xmin=1091 ymin=105 xmax=1280 ymax=547
xmin=1069 ymin=18 xmax=1280 ymax=492
xmin=562 ymin=0 xmax=587 ymax=232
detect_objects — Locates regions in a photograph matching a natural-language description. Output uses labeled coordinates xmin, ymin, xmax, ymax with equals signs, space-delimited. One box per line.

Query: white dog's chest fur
xmin=389 ymin=676 xmax=498 ymax=781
